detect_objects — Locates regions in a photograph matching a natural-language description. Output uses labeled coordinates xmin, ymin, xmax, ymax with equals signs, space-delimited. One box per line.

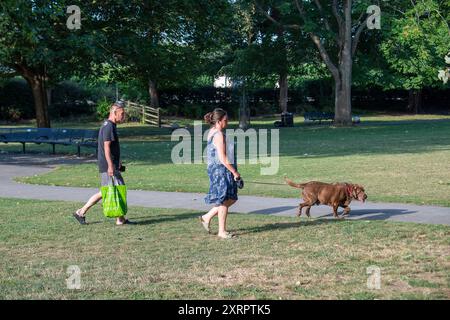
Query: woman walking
xmin=200 ymin=108 xmax=240 ymax=239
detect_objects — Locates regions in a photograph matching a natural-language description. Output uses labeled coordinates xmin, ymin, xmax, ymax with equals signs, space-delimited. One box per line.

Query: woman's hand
xmin=233 ymin=171 xmax=241 ymax=181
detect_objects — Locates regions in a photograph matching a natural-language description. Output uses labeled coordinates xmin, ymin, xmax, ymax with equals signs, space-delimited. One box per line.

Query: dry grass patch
xmin=1 ymin=198 xmax=449 ymax=299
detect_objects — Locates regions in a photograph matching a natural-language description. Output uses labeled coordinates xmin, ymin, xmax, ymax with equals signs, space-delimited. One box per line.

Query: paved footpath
xmin=1 ymin=154 xmax=449 ymax=225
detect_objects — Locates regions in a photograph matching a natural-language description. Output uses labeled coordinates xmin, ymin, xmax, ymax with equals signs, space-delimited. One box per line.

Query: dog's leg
xmin=342 ymin=205 xmax=351 ymax=217
xmin=305 ymin=206 xmax=312 ymax=218
xmin=332 ymin=205 xmax=340 ymax=219
xmin=298 ymin=203 xmax=307 ymax=217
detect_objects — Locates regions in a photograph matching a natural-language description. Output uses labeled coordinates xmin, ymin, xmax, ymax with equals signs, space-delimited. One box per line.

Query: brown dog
xmin=285 ymin=177 xmax=367 ymax=218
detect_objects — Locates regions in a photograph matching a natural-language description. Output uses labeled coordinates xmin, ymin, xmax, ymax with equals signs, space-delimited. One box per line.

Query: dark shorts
xmin=100 ymin=171 xmax=125 ymax=186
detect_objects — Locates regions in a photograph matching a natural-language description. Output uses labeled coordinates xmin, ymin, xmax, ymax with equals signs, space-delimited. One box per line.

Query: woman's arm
xmin=213 ymin=132 xmax=240 ymax=179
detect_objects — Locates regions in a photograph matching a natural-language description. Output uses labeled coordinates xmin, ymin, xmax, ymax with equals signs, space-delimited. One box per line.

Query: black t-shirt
xmin=97 ymin=120 xmax=120 ymax=173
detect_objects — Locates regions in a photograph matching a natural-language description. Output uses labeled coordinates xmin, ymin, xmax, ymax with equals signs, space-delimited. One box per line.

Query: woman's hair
xmin=204 ymin=108 xmax=227 ymax=126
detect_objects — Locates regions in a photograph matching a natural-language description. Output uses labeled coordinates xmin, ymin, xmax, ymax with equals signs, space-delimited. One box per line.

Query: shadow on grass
xmin=303 ymin=208 xmax=419 ymax=222
xmin=346 ymin=208 xmax=418 ymax=221
xmin=247 ymin=205 xmax=419 ymax=221
xmin=235 ymin=218 xmax=341 ymax=235
xmin=126 ymin=211 xmax=201 ymax=225
xmin=2 ymin=119 xmax=450 ymax=165
xmin=239 ymin=119 xmax=450 ymax=160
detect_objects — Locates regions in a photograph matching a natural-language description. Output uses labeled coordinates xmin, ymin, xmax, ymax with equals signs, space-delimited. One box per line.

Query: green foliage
xmin=0 ymin=78 xmax=34 ymax=120
xmin=4 ymin=107 xmax=22 ymax=122
xmin=379 ymin=0 xmax=450 ymax=89
xmin=96 ymin=98 xmax=111 ymax=121
xmin=90 ymin=0 xmax=233 ymax=95
xmin=0 ymin=0 xmax=99 ymax=81
xmin=0 ymin=0 xmax=449 ymax=118
xmin=438 ymin=53 xmax=450 ymax=84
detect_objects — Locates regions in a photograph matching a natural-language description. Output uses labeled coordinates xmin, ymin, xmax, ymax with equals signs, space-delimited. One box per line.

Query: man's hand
xmin=104 ymin=141 xmax=114 ymax=176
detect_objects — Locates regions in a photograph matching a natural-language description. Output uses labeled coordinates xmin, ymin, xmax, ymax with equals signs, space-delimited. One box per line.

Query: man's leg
xmin=73 ymin=192 xmax=101 ymax=224
xmin=78 ymin=192 xmax=102 ymax=216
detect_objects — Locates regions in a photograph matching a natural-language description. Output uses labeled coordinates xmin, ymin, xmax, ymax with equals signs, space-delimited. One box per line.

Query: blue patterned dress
xmin=204 ymin=130 xmax=238 ymax=206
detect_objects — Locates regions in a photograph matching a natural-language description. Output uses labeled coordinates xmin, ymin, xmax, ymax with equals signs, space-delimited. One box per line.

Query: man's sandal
xmin=73 ymin=210 xmax=87 ymax=225
xmin=116 ymin=219 xmax=136 ymax=226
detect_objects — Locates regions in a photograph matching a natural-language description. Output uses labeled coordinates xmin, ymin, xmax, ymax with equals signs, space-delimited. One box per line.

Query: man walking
xmin=73 ymin=100 xmax=133 ymax=225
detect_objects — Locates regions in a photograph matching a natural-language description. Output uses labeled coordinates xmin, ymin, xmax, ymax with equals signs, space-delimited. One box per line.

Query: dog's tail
xmin=284 ymin=177 xmax=306 ymax=189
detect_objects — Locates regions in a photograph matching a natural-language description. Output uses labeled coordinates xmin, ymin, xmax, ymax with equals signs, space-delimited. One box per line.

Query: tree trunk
xmin=27 ymin=77 xmax=50 ymax=128
xmin=46 ymin=88 xmax=52 ymax=107
xmin=279 ymin=72 xmax=288 ymax=113
xmin=148 ymin=79 xmax=159 ymax=108
xmin=334 ymin=79 xmax=352 ymax=126
xmin=14 ymin=64 xmax=50 ymax=128
xmin=239 ymin=82 xmax=250 ymax=129
xmin=334 ymin=61 xmax=353 ymax=126
xmin=408 ymin=89 xmax=422 ymax=114
xmin=334 ymin=0 xmax=353 ymax=126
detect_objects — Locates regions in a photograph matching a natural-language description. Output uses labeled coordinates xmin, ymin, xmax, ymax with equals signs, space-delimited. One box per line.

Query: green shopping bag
xmin=101 ymin=177 xmax=127 ymax=218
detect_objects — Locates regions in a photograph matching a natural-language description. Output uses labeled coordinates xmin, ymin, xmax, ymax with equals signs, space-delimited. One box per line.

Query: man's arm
xmin=104 ymin=141 xmax=114 ymax=176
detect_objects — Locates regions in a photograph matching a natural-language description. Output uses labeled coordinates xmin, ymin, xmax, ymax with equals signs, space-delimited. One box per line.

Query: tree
xmin=90 ymin=0 xmax=232 ymax=108
xmin=0 ymin=0 xmax=97 ymax=127
xmin=256 ymin=0 xmax=383 ymax=125
xmin=220 ymin=1 xmax=312 ymax=130
xmin=380 ymin=0 xmax=450 ymax=113
xmin=256 ymin=5 xmax=311 ymax=114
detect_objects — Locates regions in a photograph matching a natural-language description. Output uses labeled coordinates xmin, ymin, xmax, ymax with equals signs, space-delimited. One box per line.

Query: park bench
xmin=0 ymin=128 xmax=98 ymax=157
xmin=303 ymin=112 xmax=361 ymax=124
xmin=303 ymin=111 xmax=335 ymax=123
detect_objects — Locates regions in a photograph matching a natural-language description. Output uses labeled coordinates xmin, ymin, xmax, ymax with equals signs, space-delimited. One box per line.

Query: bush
xmin=48 ymin=81 xmax=96 ymax=118
xmin=8 ymin=107 xmax=22 ymax=122
xmin=0 ymin=79 xmax=34 ymax=120
xmin=125 ymin=106 xmax=142 ymax=122
xmin=96 ymin=98 xmax=111 ymax=120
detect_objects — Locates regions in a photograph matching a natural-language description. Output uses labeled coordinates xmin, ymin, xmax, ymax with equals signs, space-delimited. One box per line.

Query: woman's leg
xmin=217 ymin=199 xmax=236 ymax=237
xmin=217 ymin=204 xmax=228 ymax=237
xmin=202 ymin=206 xmax=219 ymax=224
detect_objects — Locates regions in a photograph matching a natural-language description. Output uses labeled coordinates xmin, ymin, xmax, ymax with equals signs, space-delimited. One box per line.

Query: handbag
xmin=101 ymin=176 xmax=128 ymax=218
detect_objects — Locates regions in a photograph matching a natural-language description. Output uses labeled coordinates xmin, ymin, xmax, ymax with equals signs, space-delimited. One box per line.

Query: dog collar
xmin=346 ymin=185 xmax=353 ymax=197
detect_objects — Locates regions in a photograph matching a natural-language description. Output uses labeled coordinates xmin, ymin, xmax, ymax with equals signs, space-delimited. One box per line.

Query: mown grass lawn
xmin=2 ymin=114 xmax=450 ymax=206
xmin=0 ymin=198 xmax=449 ymax=300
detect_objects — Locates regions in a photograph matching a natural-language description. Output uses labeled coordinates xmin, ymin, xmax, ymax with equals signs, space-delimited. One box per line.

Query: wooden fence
xmin=124 ymin=101 xmax=161 ymax=127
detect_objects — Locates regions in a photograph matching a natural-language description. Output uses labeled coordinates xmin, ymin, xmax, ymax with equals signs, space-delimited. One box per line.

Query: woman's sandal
xmin=199 ymin=216 xmax=211 ymax=233
xmin=218 ymin=232 xmax=235 ymax=239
